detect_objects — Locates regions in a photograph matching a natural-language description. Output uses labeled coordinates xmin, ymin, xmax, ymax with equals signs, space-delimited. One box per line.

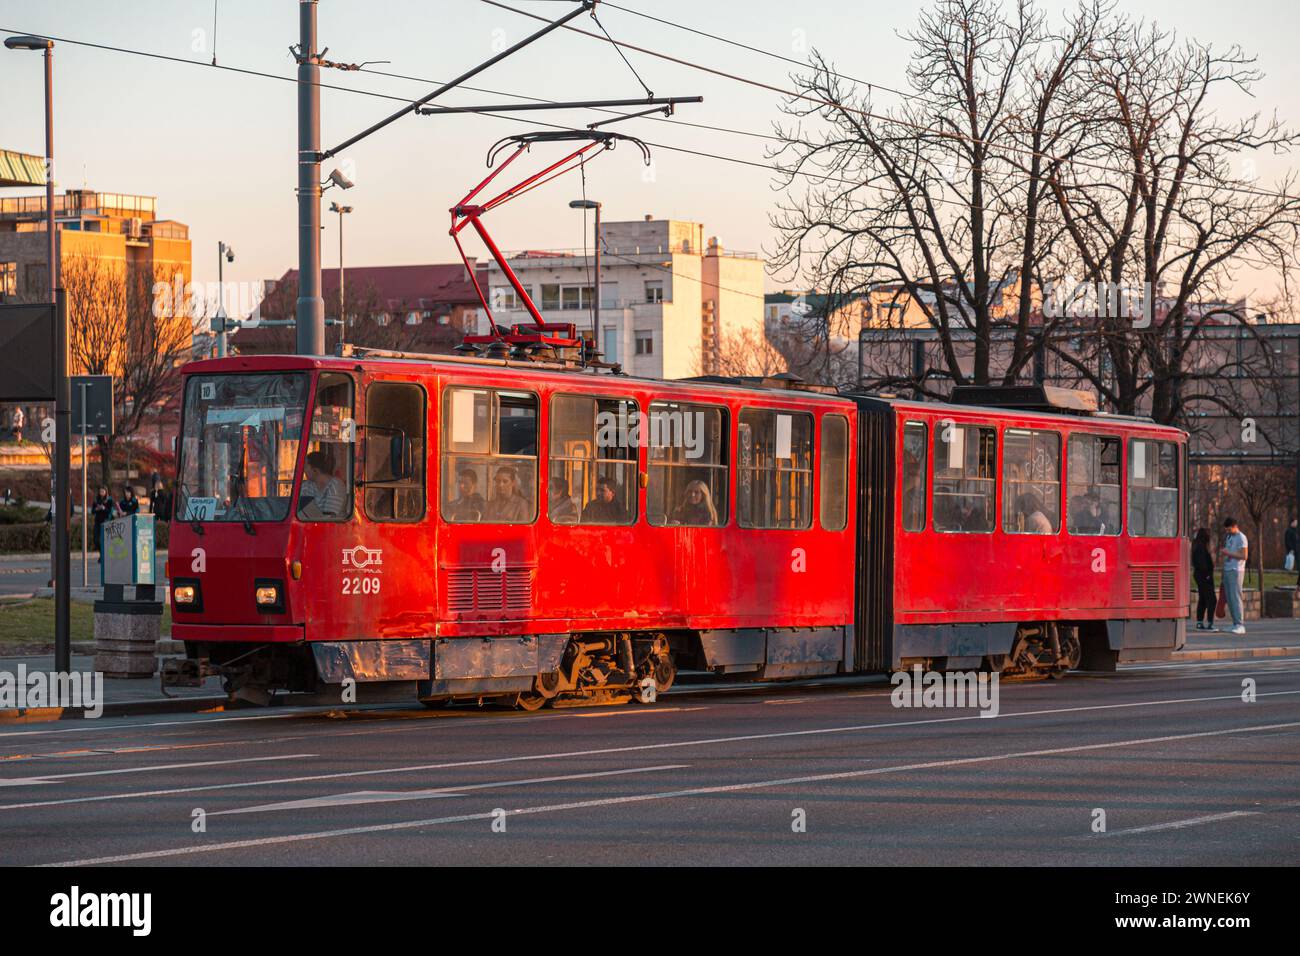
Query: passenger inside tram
xmin=581 ymin=476 xmax=628 ymax=524
xmin=548 ymin=474 xmax=579 ymax=524
xmin=1016 ymin=492 xmax=1053 ymax=534
xmin=447 ymin=466 xmax=486 ymax=522
xmin=1069 ymin=492 xmax=1108 ymax=535
xmin=486 ymin=465 xmax=532 ymax=522
xmin=669 ymin=479 xmax=719 ymax=526
xmin=946 ymin=495 xmax=989 ymax=532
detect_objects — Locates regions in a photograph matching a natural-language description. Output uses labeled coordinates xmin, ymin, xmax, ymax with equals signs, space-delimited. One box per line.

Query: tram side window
xmin=901 ymin=421 xmax=927 ymax=532
xmin=1002 ymin=429 xmax=1061 ymax=534
xmin=1128 ymin=438 xmax=1178 ymax=538
xmin=441 ymin=388 xmax=538 ymax=524
xmin=820 ymin=414 xmax=849 ymax=531
xmin=647 ymin=402 xmax=728 ymax=527
xmin=363 ymin=382 xmax=426 ymax=522
xmin=548 ymin=395 xmax=637 ymax=525
xmin=932 ymin=424 xmax=996 ymax=533
xmin=738 ymin=408 xmax=814 ymax=530
xmin=298 ymin=372 xmax=354 ymax=522
xmin=1066 ymin=434 xmax=1121 ymax=535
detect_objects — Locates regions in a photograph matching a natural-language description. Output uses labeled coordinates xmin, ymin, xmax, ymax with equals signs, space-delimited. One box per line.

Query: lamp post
xmin=568 ymin=199 xmax=601 ymax=354
xmin=329 ymin=201 xmax=352 ymax=347
xmin=216 ymin=241 xmax=234 ymax=357
xmin=7 ymin=33 xmax=69 ymax=672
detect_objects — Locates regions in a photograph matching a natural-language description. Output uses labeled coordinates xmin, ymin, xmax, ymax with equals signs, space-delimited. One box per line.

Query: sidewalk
xmin=0 ymin=652 xmax=227 ymax=723
xmin=1175 ymin=617 xmax=1300 ymax=660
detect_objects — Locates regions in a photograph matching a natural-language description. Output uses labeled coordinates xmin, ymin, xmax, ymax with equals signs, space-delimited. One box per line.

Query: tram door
xmin=348 ymin=377 xmax=435 ymax=637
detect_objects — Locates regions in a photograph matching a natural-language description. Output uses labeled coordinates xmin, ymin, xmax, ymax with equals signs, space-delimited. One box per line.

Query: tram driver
xmin=298 ymin=451 xmax=345 ymax=519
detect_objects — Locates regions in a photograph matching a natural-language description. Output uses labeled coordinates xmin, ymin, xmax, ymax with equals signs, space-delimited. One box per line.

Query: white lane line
xmin=41 ymin=719 xmax=1300 ymax=866
xmin=1102 ymin=799 xmax=1300 ymax=837
xmin=1107 ymin=811 xmax=1258 ymax=835
xmin=7 ymin=687 xmax=1299 ymax=812
xmin=211 ymin=764 xmax=690 ymax=816
xmin=0 ymin=754 xmax=315 ymax=787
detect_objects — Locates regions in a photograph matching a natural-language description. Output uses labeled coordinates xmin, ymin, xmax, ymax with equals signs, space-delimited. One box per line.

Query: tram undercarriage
xmin=164 ymin=616 xmax=1177 ymax=708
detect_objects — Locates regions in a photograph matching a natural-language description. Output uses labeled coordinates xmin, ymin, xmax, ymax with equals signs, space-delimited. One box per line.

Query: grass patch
xmin=0 ymin=597 xmax=172 ymax=645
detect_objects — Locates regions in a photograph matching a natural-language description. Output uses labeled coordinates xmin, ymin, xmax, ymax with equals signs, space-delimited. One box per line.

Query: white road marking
xmin=8 ymin=687 xmax=1299 ymax=813
xmin=1102 ymin=799 xmax=1300 ymax=837
xmin=0 ymin=753 xmax=314 ymax=787
xmin=1106 ymin=811 xmax=1258 ymax=835
xmin=211 ymin=764 xmax=689 ymax=816
xmin=41 ymin=719 xmax=1300 ymax=866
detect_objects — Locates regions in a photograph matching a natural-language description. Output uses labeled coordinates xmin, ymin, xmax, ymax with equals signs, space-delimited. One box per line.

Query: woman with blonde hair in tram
xmin=671 ymin=479 xmax=719 ymax=527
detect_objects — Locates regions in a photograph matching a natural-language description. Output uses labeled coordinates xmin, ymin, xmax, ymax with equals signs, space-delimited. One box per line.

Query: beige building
xmin=476 ymin=216 xmax=766 ymax=378
xmin=0 ymin=189 xmax=190 ymax=306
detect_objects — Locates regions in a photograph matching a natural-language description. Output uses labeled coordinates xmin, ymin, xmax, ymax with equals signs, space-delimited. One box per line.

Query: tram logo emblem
xmin=341 ymin=545 xmax=383 ymax=571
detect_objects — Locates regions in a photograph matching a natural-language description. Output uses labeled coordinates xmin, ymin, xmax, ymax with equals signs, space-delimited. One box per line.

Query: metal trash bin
xmin=92 ymin=514 xmax=162 ymax=679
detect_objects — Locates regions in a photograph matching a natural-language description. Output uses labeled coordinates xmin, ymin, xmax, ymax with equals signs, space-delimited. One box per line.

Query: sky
xmin=2 ymin=0 xmax=1299 ymax=297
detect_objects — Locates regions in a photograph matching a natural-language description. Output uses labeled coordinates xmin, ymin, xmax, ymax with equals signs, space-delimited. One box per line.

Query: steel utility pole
xmin=7 ymin=34 xmax=68 ymax=671
xmin=296 ymin=0 xmax=324 ymax=356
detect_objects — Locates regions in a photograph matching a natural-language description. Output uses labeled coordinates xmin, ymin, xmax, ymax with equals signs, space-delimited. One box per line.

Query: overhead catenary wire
xmin=0 ymin=25 xmax=1285 ymax=278
xmin=481 ymin=0 xmax=1300 ymax=208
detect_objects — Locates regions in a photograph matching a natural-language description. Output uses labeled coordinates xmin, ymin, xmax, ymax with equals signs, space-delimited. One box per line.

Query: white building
xmin=477 ymin=216 xmax=765 ymax=379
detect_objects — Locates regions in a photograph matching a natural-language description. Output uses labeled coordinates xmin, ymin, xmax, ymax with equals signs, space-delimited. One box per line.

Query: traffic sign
xmin=71 ymin=374 xmax=114 ymax=435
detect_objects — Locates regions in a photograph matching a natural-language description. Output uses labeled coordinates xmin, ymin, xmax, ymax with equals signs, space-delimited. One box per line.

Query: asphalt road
xmin=2 ymin=655 xmax=1298 ymax=866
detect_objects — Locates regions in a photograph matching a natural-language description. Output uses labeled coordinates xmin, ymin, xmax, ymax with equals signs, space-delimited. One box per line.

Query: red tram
xmin=164 ymin=350 xmax=1187 ymax=706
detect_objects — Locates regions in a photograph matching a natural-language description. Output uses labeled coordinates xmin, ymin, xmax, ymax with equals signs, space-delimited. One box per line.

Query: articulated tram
xmin=163 ymin=350 xmax=1188 ymax=707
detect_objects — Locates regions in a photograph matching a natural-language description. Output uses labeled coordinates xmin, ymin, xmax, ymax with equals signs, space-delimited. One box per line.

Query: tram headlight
xmin=172 ymin=578 xmax=202 ymax=613
xmin=254 ymin=579 xmax=285 ymax=613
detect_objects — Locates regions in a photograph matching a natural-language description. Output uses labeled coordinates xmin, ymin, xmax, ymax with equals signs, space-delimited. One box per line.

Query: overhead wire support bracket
xmin=415 ymin=95 xmax=699 ymax=118
xmin=318 ymin=0 xmax=599 ymax=161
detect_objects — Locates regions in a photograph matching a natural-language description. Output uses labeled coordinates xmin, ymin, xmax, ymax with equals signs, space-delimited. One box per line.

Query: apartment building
xmin=477 ymin=216 xmax=766 ymax=378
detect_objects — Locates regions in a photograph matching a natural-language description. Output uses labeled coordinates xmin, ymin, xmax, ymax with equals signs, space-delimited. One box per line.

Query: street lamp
xmin=329 ymin=201 xmax=352 ymax=347
xmin=568 ymin=199 xmax=601 ymax=357
xmin=216 ymin=241 xmax=234 ymax=357
xmin=6 ymin=33 xmax=69 ymax=672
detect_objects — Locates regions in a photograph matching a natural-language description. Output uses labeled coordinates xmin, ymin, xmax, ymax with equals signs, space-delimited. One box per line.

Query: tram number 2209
xmin=342 ymin=576 xmax=381 ymax=596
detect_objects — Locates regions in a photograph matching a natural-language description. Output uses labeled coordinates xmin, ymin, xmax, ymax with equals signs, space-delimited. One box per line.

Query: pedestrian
xmin=1286 ymin=517 xmax=1297 ymax=581
xmin=151 ymin=478 xmax=171 ymax=520
xmin=1219 ymin=517 xmax=1249 ymax=636
xmin=119 ymin=485 xmax=139 ymax=517
xmin=10 ymin=406 xmax=23 ymax=443
xmin=91 ymin=486 xmax=116 ymax=552
xmin=1192 ymin=528 xmax=1216 ymax=631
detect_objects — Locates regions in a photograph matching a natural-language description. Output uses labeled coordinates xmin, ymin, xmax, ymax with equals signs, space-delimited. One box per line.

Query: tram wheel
xmin=654 ymin=655 xmax=676 ymax=693
xmin=512 ymin=691 xmax=549 ymax=712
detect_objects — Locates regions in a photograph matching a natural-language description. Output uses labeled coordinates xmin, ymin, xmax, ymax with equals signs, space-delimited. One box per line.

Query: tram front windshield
xmin=177 ymin=373 xmax=309 ymax=522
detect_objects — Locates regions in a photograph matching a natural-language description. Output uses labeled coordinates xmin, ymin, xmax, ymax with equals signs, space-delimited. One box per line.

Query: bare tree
xmin=1044 ymin=17 xmax=1300 ymax=428
xmin=770 ymin=0 xmax=1105 ymax=392
xmin=63 ymin=252 xmax=191 ymax=487
xmin=1232 ymin=464 xmax=1292 ymax=589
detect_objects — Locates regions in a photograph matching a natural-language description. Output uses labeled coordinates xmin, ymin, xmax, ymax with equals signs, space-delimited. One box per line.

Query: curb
xmin=0 ymin=694 xmax=231 ymax=724
xmin=0 ymin=640 xmax=183 ymax=659
xmin=1172 ymin=646 xmax=1300 ymax=661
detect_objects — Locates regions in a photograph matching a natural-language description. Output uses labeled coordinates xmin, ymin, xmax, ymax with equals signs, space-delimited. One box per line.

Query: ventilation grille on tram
xmin=445 ymin=567 xmax=535 ymax=613
xmin=1129 ymin=568 xmax=1176 ymax=602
